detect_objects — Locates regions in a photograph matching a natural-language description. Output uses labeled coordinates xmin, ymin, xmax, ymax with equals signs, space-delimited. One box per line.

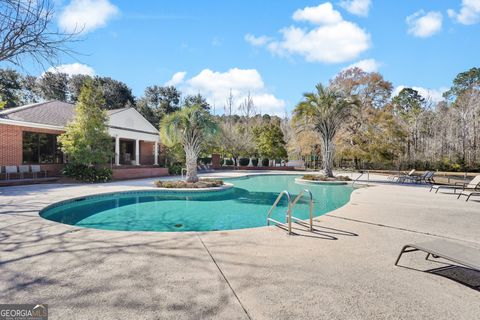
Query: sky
xmin=12 ymin=0 xmax=480 ymax=115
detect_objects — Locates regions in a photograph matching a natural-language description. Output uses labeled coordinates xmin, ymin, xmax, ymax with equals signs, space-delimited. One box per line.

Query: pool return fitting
xmin=266 ymin=189 xmax=314 ymax=235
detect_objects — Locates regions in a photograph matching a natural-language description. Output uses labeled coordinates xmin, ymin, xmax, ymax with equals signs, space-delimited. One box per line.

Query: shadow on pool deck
xmin=396 ymin=259 xmax=480 ymax=292
xmin=276 ymin=221 xmax=359 ymax=240
xmin=0 ymin=224 xmax=258 ymax=319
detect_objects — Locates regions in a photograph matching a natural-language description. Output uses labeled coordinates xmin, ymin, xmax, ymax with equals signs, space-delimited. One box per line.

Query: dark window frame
xmin=22 ymin=131 xmax=63 ymax=164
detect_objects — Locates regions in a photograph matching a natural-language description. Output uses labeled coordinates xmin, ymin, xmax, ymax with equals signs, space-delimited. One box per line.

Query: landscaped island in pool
xmin=40 ymin=175 xmax=354 ymax=232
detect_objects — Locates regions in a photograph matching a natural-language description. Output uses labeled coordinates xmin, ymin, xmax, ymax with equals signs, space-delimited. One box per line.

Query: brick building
xmin=0 ymin=101 xmax=168 ymax=179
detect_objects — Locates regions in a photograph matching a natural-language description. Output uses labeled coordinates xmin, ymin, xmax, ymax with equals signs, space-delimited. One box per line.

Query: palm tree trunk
xmin=185 ymin=146 xmax=199 ymax=183
xmin=322 ymin=138 xmax=334 ymax=177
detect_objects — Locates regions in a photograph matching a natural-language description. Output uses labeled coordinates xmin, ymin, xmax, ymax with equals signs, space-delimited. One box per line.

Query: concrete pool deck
xmin=0 ymin=171 xmax=479 ymax=319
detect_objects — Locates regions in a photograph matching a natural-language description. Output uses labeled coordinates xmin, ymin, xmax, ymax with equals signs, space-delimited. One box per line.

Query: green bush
xmin=302 ymin=174 xmax=351 ymax=181
xmin=251 ymin=158 xmax=259 ymax=166
xmin=239 ymin=158 xmax=250 ymax=166
xmin=168 ymin=163 xmax=183 ymax=175
xmin=225 ymin=159 xmax=234 ymax=166
xmin=62 ymin=164 xmax=112 ymax=183
xmin=261 ymin=158 xmax=269 ymax=167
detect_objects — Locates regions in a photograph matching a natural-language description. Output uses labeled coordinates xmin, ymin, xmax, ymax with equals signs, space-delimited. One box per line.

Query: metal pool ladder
xmin=266 ymin=189 xmax=314 ymax=235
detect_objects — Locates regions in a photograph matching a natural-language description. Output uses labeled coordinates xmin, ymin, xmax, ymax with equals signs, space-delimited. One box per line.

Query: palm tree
xmin=160 ymin=106 xmax=218 ymax=182
xmin=293 ymin=84 xmax=359 ymax=177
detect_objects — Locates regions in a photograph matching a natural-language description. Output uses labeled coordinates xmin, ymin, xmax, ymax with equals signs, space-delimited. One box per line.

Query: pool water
xmin=40 ymin=175 xmax=354 ymax=232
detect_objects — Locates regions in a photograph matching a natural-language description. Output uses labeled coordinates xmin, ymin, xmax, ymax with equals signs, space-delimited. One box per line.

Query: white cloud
xmin=168 ymin=68 xmax=286 ymax=116
xmin=59 ymin=0 xmax=119 ymax=33
xmin=165 ymin=71 xmax=187 ymax=86
xmin=46 ymin=63 xmax=95 ymax=76
xmin=267 ymin=22 xmax=370 ymax=63
xmin=448 ymin=0 xmax=480 ymax=25
xmin=393 ymin=86 xmax=447 ymax=104
xmin=245 ymin=2 xmax=371 ymax=64
xmin=406 ymin=11 xmax=443 ymax=38
xmin=344 ymin=58 xmax=381 ymax=72
xmin=244 ymin=34 xmax=272 ymax=46
xmin=292 ymin=2 xmax=342 ymax=25
xmin=339 ymin=0 xmax=371 ymax=17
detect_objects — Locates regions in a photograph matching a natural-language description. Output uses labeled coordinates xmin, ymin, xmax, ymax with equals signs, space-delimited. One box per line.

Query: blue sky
xmin=15 ymin=0 xmax=480 ymax=115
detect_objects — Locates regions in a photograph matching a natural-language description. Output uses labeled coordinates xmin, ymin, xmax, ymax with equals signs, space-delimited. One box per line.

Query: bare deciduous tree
xmin=0 ymin=0 xmax=78 ymax=67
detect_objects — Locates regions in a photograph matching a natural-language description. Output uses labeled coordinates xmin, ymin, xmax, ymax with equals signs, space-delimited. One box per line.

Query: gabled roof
xmin=0 ymin=100 xmax=75 ymax=127
xmin=0 ymin=101 xmax=155 ymax=133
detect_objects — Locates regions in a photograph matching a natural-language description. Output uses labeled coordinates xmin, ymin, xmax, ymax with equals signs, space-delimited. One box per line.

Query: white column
xmin=154 ymin=142 xmax=159 ymax=165
xmin=135 ymin=139 xmax=140 ymax=165
xmin=115 ymin=136 xmax=120 ymax=165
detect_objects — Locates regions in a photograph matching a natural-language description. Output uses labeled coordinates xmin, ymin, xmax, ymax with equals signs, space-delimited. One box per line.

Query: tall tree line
xmin=294 ymin=66 xmax=480 ymax=172
xmin=0 ymin=68 xmax=209 ymax=124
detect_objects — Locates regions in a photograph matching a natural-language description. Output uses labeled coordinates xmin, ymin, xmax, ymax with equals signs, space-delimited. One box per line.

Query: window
xmin=22 ymin=132 xmax=63 ymax=164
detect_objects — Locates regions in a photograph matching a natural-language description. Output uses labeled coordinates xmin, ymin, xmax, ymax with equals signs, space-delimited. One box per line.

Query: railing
xmin=266 ymin=191 xmax=292 ymax=234
xmin=266 ymin=189 xmax=314 ymax=234
xmin=352 ymin=171 xmax=366 ymax=187
xmin=290 ymin=189 xmax=314 ymax=232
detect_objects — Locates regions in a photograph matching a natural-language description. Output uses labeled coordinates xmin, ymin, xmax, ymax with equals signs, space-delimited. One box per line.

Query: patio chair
xmin=430 ymin=175 xmax=480 ymax=194
xmin=401 ymin=171 xmax=433 ymax=184
xmin=389 ymin=169 xmax=415 ymax=182
xmin=31 ymin=165 xmax=47 ymax=179
xmin=395 ymin=239 xmax=480 ymax=273
xmin=5 ymin=166 xmax=18 ymax=180
xmin=457 ymin=190 xmax=480 ymax=202
xmin=202 ymin=164 xmax=214 ymax=172
xmin=18 ymin=165 xmax=30 ymax=179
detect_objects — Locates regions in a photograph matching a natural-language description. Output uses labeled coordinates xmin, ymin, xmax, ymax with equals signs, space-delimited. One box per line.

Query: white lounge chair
xmin=430 ymin=175 xmax=480 ymax=194
xmin=457 ymin=190 xmax=480 ymax=202
xmin=402 ymin=171 xmax=435 ymax=184
xmin=395 ymin=239 xmax=480 ymax=272
xmin=389 ymin=169 xmax=415 ymax=182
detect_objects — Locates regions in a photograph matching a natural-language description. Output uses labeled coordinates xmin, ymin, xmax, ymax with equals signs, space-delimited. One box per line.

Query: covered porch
xmin=107 ymin=108 xmax=161 ymax=167
xmin=113 ymin=138 xmax=159 ymax=166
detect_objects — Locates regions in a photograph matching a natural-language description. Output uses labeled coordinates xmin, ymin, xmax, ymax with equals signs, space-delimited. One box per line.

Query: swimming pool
xmin=40 ymin=174 xmax=354 ymax=232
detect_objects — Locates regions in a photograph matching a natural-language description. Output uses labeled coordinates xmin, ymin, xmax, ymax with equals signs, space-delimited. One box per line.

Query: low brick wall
xmin=112 ymin=167 xmax=169 ymax=180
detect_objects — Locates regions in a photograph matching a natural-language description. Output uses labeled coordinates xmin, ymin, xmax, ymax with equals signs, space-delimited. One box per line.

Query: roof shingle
xmin=0 ymin=100 xmax=76 ymax=127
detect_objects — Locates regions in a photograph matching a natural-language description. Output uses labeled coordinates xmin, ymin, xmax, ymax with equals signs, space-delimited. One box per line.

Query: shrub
xmin=155 ymin=178 xmax=224 ymax=188
xmin=261 ymin=158 xmax=269 ymax=167
xmin=301 ymin=174 xmax=351 ymax=181
xmin=225 ymin=159 xmax=234 ymax=166
xmin=220 ymin=158 xmax=225 ymax=166
xmin=239 ymin=158 xmax=250 ymax=166
xmin=168 ymin=163 xmax=183 ymax=175
xmin=251 ymin=158 xmax=259 ymax=166
xmin=62 ymin=164 xmax=112 ymax=183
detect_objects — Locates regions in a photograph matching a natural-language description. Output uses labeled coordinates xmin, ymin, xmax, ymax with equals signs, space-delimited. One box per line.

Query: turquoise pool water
xmin=40 ymin=175 xmax=354 ymax=232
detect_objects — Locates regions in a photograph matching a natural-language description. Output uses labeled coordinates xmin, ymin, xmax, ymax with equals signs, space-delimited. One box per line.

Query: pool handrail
xmin=266 ymin=190 xmax=292 ymax=234
xmin=290 ymin=189 xmax=314 ymax=232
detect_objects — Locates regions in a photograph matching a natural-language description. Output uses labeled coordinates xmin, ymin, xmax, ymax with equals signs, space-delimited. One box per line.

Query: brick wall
xmin=140 ymin=141 xmax=155 ymax=165
xmin=0 ymin=123 xmax=65 ymax=174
